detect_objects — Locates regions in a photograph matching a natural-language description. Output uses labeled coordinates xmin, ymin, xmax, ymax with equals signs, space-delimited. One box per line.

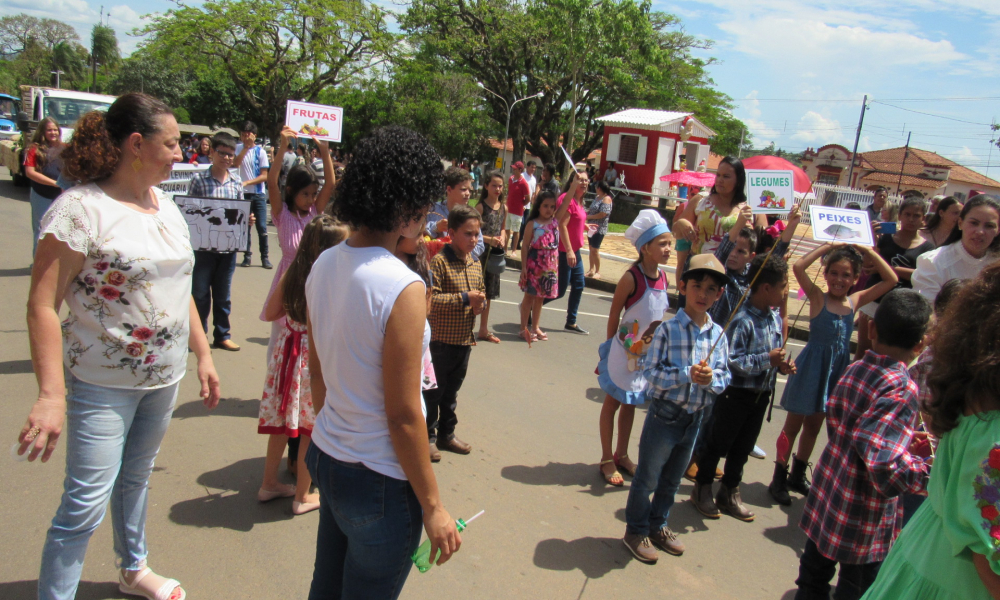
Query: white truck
xmin=0 ymin=86 xmax=116 ymax=186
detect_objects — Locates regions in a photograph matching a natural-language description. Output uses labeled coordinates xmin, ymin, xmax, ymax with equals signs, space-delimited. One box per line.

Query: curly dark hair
xmin=282 ymin=214 xmax=350 ymax=324
xmin=748 ymin=253 xmax=787 ymax=292
xmin=823 ymin=245 xmax=863 ymax=277
xmin=62 ymin=93 xmax=174 ymax=183
xmin=330 ymin=126 xmax=443 ymax=232
xmin=924 ymin=262 xmax=1000 ymax=436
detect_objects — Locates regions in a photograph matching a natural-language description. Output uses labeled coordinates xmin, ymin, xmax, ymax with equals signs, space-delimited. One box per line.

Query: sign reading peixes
xmin=285 ymin=100 xmax=343 ymax=143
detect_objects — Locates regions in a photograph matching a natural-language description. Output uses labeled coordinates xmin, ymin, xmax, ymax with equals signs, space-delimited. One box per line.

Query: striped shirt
xmin=429 ymin=244 xmax=485 ymax=346
xmin=642 ymin=308 xmax=731 ymax=412
xmin=800 ymin=350 xmax=930 ymax=564
xmin=728 ymin=303 xmax=783 ymax=391
xmin=188 ymin=169 xmax=244 ymax=200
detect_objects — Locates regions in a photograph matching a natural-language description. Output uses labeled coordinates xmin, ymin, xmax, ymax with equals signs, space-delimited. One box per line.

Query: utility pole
xmin=846 ymin=95 xmax=868 ymax=188
xmin=895 ymin=131 xmax=911 ymax=195
xmin=738 ymin=127 xmax=745 ymax=159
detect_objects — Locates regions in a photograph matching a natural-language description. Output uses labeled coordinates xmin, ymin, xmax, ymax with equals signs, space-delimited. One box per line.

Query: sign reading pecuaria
xmin=745 ymin=169 xmax=794 ymax=215
xmin=285 ymin=100 xmax=344 ymax=143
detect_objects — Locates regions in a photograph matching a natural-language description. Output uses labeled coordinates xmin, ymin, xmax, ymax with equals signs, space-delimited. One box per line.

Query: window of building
xmin=618 ymin=134 xmax=640 ymax=164
xmin=817 ymin=173 xmax=840 ymax=185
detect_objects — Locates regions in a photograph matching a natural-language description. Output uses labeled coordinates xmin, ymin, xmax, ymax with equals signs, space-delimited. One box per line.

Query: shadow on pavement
xmin=0 ymin=266 xmax=31 ymax=278
xmin=762 ymin=501 xmax=809 ymax=558
xmin=0 ymin=180 xmax=29 ymax=202
xmin=500 ymin=462 xmax=627 ymax=497
xmin=0 ymin=580 xmax=122 ymax=599
xmin=533 ymin=536 xmax=629 ymax=578
xmin=489 ymin=322 xmax=526 ymax=343
xmin=171 ymin=396 xmax=259 ymax=420
xmin=585 ymin=387 xmax=605 ymax=404
xmin=245 ymin=337 xmax=269 ymax=346
xmin=169 ymin=457 xmax=295 ymax=532
xmin=0 ymin=359 xmax=34 ymax=374
xmin=780 ymin=590 xmax=797 ymax=600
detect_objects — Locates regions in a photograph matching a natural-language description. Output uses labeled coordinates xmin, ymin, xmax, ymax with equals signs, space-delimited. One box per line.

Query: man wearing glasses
xmin=187 ymin=132 xmax=247 ymax=352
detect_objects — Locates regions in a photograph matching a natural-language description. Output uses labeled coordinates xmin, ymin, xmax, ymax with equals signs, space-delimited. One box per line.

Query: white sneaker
xmin=750 ymin=445 xmax=766 ymax=460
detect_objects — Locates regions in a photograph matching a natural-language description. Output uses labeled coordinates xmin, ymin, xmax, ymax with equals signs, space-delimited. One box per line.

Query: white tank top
xmin=305 ymin=243 xmax=429 ymax=480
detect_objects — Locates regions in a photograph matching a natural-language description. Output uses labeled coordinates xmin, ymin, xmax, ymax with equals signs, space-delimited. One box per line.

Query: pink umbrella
xmin=740 ymin=155 xmax=813 ymax=194
xmin=658 ymin=170 xmax=716 ymax=187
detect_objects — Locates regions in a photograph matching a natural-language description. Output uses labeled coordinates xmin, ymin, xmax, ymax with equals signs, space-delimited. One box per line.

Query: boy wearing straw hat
xmin=623 ymin=254 xmax=732 ymax=564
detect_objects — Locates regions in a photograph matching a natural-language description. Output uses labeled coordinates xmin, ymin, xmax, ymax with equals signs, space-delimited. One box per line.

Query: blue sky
xmin=4 ymin=0 xmax=998 ymax=177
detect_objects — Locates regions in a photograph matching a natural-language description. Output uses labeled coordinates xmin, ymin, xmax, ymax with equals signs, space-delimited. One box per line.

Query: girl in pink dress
xmin=258 ymin=214 xmax=350 ymax=515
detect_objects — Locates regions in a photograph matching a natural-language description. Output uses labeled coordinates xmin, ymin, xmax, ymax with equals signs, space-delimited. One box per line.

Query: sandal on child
xmin=119 ymin=567 xmax=185 ymax=600
xmin=600 ymin=459 xmax=624 ymax=487
xmin=293 ymin=499 xmax=321 ymax=515
xmin=533 ymin=330 xmax=548 ymax=341
xmin=477 ymin=332 xmax=501 ymax=344
xmin=614 ymin=453 xmax=637 ymax=478
xmin=519 ymin=329 xmax=536 ymax=346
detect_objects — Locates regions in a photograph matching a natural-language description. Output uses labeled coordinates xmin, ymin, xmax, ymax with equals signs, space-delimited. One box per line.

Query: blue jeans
xmin=625 ymin=400 xmax=704 ymax=537
xmin=30 ymin=188 xmax=56 ymax=256
xmin=543 ymin=249 xmax=585 ymax=325
xmin=192 ymin=250 xmax=237 ymax=345
xmin=244 ymin=192 xmax=269 ymax=259
xmin=39 ymin=373 xmax=179 ymax=600
xmin=306 ymin=444 xmax=423 ymax=600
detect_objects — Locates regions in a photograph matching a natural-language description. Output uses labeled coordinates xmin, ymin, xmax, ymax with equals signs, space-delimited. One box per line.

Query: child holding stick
xmin=768 ymin=242 xmax=899 ymax=505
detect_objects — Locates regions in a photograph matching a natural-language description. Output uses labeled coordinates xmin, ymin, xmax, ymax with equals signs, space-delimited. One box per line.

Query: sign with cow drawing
xmin=174 ymin=195 xmax=252 ymax=253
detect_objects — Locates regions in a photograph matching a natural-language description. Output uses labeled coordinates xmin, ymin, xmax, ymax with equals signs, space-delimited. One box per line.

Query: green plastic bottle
xmin=412 ymin=510 xmax=484 ymax=573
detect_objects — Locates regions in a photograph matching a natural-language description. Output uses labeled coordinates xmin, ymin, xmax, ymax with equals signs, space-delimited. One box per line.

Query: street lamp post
xmin=51 ymin=70 xmax=65 ymax=89
xmin=480 ymin=85 xmax=544 ymax=175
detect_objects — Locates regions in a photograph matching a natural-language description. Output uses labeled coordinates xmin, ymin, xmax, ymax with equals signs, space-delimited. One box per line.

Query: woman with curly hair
xmin=860 ymin=262 xmax=1000 ymax=600
xmin=23 ymin=116 xmax=65 ymax=255
xmin=16 ymin=93 xmax=221 ymax=600
xmin=304 ymin=125 xmax=462 ymax=599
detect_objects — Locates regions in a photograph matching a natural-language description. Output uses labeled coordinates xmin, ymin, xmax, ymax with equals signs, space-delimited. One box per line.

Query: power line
xmin=732 ymin=96 xmax=1000 ymax=103
xmin=870 ymin=101 xmax=993 ymax=126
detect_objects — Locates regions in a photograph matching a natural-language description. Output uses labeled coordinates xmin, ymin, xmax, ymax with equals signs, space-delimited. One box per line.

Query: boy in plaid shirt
xmin=795 ymin=288 xmax=933 ymax=600
xmin=426 ymin=204 xmax=486 ymax=462
xmin=692 ymin=254 xmax=796 ymax=523
xmin=623 ymin=254 xmax=732 ymax=564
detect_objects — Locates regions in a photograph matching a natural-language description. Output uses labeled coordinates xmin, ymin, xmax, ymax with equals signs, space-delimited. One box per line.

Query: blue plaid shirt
xmin=709 ymin=236 xmax=788 ymax=329
xmin=188 ymin=169 xmax=244 ymax=200
xmin=642 ymin=308 xmax=731 ymax=412
xmin=728 ymin=303 xmax=783 ymax=391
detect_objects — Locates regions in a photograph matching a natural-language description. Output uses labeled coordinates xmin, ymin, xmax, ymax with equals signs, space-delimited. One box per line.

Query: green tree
xmin=109 ymin=52 xmax=190 ymax=107
xmin=183 ymin=69 xmax=256 ymax=129
xmin=90 ymin=23 xmax=121 ymax=93
xmin=140 ymin=0 xmax=397 ymax=140
xmin=402 ymin=0 xmax=747 ymax=170
xmin=52 ymin=41 xmax=90 ymax=89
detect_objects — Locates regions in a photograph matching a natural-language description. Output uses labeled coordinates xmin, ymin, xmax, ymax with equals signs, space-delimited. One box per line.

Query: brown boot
xmin=650 ymin=526 xmax=685 ymax=556
xmin=623 ymin=532 xmax=658 ymax=564
xmin=437 ymin=435 xmax=472 ymax=455
xmin=716 ymin=483 xmax=755 ymax=522
xmin=684 ymin=459 xmax=698 ymax=482
xmin=429 ymin=442 xmax=441 ymax=463
xmin=691 ymin=481 xmax=720 ymax=519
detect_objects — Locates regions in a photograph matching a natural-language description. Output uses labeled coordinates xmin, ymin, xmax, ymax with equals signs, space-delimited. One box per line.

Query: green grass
xmin=607 ymin=223 xmax=628 ymax=233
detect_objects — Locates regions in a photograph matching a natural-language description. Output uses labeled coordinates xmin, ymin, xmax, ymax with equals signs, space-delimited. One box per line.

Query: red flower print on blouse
xmin=131 ymin=327 xmax=155 ymax=341
xmin=989 ymin=448 xmax=1000 ymax=471
xmin=984 ymin=506 xmax=1000 ymax=522
xmin=125 ymin=342 xmax=144 ymax=357
xmin=105 ymin=271 xmax=127 ymax=286
xmin=143 ymin=354 xmax=158 ymax=365
xmin=98 ymin=286 xmax=121 ymax=301
xmin=94 ymin=261 xmax=110 ymax=272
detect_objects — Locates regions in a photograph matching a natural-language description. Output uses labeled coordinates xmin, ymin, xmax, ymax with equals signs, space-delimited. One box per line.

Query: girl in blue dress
xmin=768 ymin=242 xmax=898 ymax=505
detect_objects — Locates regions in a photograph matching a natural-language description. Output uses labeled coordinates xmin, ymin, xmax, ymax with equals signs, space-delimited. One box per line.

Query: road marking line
xmin=500 ymin=278 xmax=613 ymax=299
xmin=491 ymin=299 xmax=607 ymax=319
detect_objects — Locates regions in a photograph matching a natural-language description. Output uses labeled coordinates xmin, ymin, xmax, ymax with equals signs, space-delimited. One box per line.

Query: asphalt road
xmin=0 ymin=172 xmax=823 ymax=600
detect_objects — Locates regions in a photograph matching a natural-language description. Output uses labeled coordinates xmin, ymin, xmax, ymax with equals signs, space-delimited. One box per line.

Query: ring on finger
xmin=25 ymin=426 xmax=41 ymax=442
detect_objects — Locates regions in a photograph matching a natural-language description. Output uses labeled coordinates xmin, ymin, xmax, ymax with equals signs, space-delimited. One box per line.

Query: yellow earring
xmin=131 ymin=157 xmax=143 ymax=172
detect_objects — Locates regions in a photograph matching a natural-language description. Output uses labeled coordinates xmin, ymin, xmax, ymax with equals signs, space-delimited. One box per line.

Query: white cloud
xmin=790 ymin=111 xmax=844 ymax=143
xmin=745 ymin=118 xmax=780 ymax=139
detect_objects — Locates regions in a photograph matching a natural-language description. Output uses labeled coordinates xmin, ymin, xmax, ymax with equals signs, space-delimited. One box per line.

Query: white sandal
xmin=119 ymin=567 xmax=186 ymax=600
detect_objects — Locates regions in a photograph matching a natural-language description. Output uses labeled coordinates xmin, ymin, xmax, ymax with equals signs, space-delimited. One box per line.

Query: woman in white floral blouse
xmin=16 ymin=93 xmax=221 ymax=600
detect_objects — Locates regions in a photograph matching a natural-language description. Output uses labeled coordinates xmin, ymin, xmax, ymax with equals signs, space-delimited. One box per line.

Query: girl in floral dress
xmin=258 ymin=215 xmax=349 ymax=515
xmin=518 ymin=190 xmax=560 ymax=344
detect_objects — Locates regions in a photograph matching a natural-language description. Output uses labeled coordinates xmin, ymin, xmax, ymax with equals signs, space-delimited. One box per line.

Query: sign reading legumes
xmin=745 ymin=169 xmax=794 ymax=215
xmin=285 ymin=100 xmax=343 ymax=143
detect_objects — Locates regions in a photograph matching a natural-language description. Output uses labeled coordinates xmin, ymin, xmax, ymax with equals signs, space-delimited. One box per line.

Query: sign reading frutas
xmin=285 ymin=100 xmax=343 ymax=143
xmin=746 ymin=169 xmax=794 ymax=215
xmin=809 ymin=205 xmax=874 ymax=247
xmin=174 ymin=195 xmax=253 ymax=252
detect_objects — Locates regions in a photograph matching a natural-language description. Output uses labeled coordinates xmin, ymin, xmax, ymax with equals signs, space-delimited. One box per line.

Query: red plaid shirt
xmin=800 ymin=350 xmax=930 ymax=564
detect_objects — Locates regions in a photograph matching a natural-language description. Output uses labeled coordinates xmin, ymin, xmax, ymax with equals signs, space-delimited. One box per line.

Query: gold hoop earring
xmin=131 ymin=157 xmax=143 ymax=172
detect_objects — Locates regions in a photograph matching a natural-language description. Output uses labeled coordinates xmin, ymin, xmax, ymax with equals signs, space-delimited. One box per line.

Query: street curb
xmin=504 ymin=255 xmax=820 ymax=346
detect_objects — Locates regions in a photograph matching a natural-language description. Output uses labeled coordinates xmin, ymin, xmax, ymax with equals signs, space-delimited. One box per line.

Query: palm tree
xmin=90 ymin=24 xmax=119 ymax=93
xmin=52 ymin=41 xmax=88 ymax=89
